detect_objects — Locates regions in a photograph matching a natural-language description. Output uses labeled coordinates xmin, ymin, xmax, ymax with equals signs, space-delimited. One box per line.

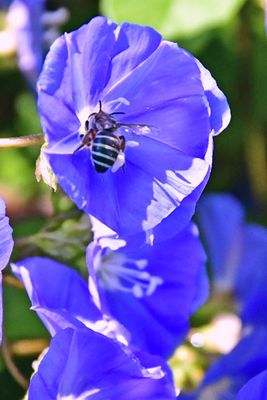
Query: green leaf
xmin=100 ymin=0 xmax=246 ymax=39
xmin=3 ymin=285 xmax=48 ymax=341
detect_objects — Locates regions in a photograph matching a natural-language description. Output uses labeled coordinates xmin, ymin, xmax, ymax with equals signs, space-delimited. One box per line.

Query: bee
xmin=74 ymin=101 xmax=148 ymax=173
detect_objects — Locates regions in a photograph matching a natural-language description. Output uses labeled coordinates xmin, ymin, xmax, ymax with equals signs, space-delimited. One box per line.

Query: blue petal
xmin=0 ymin=198 xmax=13 ymax=272
xmin=237 ymin=370 xmax=267 ymax=400
xmin=37 ymin=34 xmax=80 ymax=146
xmin=87 ymin=223 xmax=208 ymax=358
xmin=104 ymin=41 xmax=212 ymax=158
xmin=28 ymin=328 xmax=176 ymax=399
xmin=181 ymin=328 xmax=267 ymax=399
xmin=0 ymin=197 xmax=13 ymax=344
xmin=104 ymin=21 xmax=162 ymax=94
xmin=237 ymin=225 xmax=267 ymax=325
xmin=11 ymin=257 xmax=102 ymax=336
xmin=195 ymin=59 xmax=231 ymax=135
xmin=200 ymin=328 xmax=267 ymax=396
xmin=197 ymin=193 xmax=245 ymax=292
xmin=7 ymin=0 xmax=44 ymax=87
xmin=47 ymin=133 xmax=210 ymax=237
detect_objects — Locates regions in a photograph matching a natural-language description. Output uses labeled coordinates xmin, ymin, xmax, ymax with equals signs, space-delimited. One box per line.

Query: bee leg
xmin=74 ymin=129 xmax=95 ymax=154
xmin=118 ymin=135 xmax=126 ymax=151
xmin=120 ymin=136 xmax=126 ymax=172
xmin=111 ymin=136 xmax=126 ymax=173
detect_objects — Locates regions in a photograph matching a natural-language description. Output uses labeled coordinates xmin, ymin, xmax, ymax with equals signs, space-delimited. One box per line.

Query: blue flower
xmin=12 ymin=257 xmax=177 ymax=399
xmin=6 ymin=0 xmax=45 ymax=86
xmin=179 ymin=327 xmax=267 ymax=400
xmin=237 ymin=370 xmax=267 ymax=400
xmin=87 ymin=222 xmax=209 ymax=359
xmin=197 ymin=193 xmax=267 ymax=326
xmin=0 ymin=196 xmax=13 ymax=343
xmin=11 ymin=257 xmax=129 ymax=342
xmin=28 ymin=327 xmax=177 ymax=400
xmin=38 ymin=16 xmax=230 ymax=238
xmin=2 ymin=0 xmax=68 ymax=88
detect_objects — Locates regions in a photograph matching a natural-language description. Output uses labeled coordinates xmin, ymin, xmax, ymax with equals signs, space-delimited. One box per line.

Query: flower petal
xmin=197 ymin=193 xmax=245 ymax=292
xmin=0 ymin=197 xmax=13 ymax=344
xmin=28 ymin=328 xmax=176 ymax=399
xmin=237 ymin=370 xmax=267 ymax=400
xmin=11 ymin=257 xmax=102 ymax=336
xmin=87 ymin=223 xmax=208 ymax=358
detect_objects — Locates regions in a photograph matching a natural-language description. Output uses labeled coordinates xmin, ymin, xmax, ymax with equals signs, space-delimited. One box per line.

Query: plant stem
xmin=1 ymin=335 xmax=28 ymax=390
xmin=0 ymin=134 xmax=44 ymax=148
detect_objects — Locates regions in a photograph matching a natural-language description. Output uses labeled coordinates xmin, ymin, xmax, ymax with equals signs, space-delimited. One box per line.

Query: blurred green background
xmin=0 ymin=0 xmax=266 ymax=398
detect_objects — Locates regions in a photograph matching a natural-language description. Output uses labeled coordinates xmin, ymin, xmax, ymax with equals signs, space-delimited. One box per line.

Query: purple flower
xmin=28 ymin=327 xmax=176 ymax=400
xmin=87 ymin=222 xmax=209 ymax=359
xmin=0 ymin=197 xmax=13 ymax=343
xmin=38 ymin=16 xmax=230 ymax=239
xmin=197 ymin=193 xmax=267 ymax=326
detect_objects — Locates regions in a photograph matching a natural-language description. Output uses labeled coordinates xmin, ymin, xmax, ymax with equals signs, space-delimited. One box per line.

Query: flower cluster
xmin=10 ymin=15 xmax=230 ymax=398
xmin=177 ymin=194 xmax=267 ymax=399
xmin=1 ymin=14 xmax=234 ymax=399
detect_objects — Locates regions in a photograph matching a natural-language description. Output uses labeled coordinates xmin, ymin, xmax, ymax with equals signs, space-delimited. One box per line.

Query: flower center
xmin=95 ymin=250 xmax=163 ymax=298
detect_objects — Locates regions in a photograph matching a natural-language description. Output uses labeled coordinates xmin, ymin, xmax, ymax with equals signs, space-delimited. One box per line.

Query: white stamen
xmin=104 ymin=97 xmax=130 ymax=112
xmin=95 ymin=250 xmax=163 ymax=298
xmin=135 ymin=259 xmax=148 ymax=269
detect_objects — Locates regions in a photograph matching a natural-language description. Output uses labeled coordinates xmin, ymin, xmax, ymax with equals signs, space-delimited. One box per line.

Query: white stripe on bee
xmin=95 ymin=134 xmax=118 ymax=142
xmin=92 ymin=143 xmax=119 ymax=152
xmin=91 ymin=151 xmax=117 ymax=162
xmin=93 ymin=159 xmax=112 ymax=168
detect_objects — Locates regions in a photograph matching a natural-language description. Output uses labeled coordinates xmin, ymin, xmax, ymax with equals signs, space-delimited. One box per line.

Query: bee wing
xmin=116 ymin=123 xmax=159 ymax=137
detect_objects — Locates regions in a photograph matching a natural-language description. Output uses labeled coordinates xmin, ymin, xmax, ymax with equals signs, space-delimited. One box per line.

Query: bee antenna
xmin=99 ymin=100 xmax=102 ymax=111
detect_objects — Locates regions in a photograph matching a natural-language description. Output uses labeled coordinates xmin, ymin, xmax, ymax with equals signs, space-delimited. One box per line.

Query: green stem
xmin=0 ymin=134 xmax=44 ymax=148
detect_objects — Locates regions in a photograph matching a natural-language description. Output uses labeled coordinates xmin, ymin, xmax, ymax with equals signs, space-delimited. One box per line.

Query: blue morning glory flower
xmin=11 ymin=257 xmax=129 ymax=342
xmin=38 ymin=16 xmax=230 ymax=238
xmin=237 ymin=370 xmax=267 ymax=400
xmin=2 ymin=0 xmax=68 ymax=88
xmin=87 ymin=222 xmax=209 ymax=359
xmin=178 ymin=327 xmax=267 ymax=400
xmin=12 ymin=256 xmax=177 ymax=398
xmin=28 ymin=327 xmax=177 ymax=400
xmin=5 ymin=0 xmax=45 ymax=86
xmin=197 ymin=193 xmax=267 ymax=326
xmin=0 ymin=196 xmax=13 ymax=343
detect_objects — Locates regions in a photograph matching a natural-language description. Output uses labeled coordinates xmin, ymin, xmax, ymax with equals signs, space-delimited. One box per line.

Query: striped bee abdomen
xmin=91 ymin=131 xmax=120 ymax=173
